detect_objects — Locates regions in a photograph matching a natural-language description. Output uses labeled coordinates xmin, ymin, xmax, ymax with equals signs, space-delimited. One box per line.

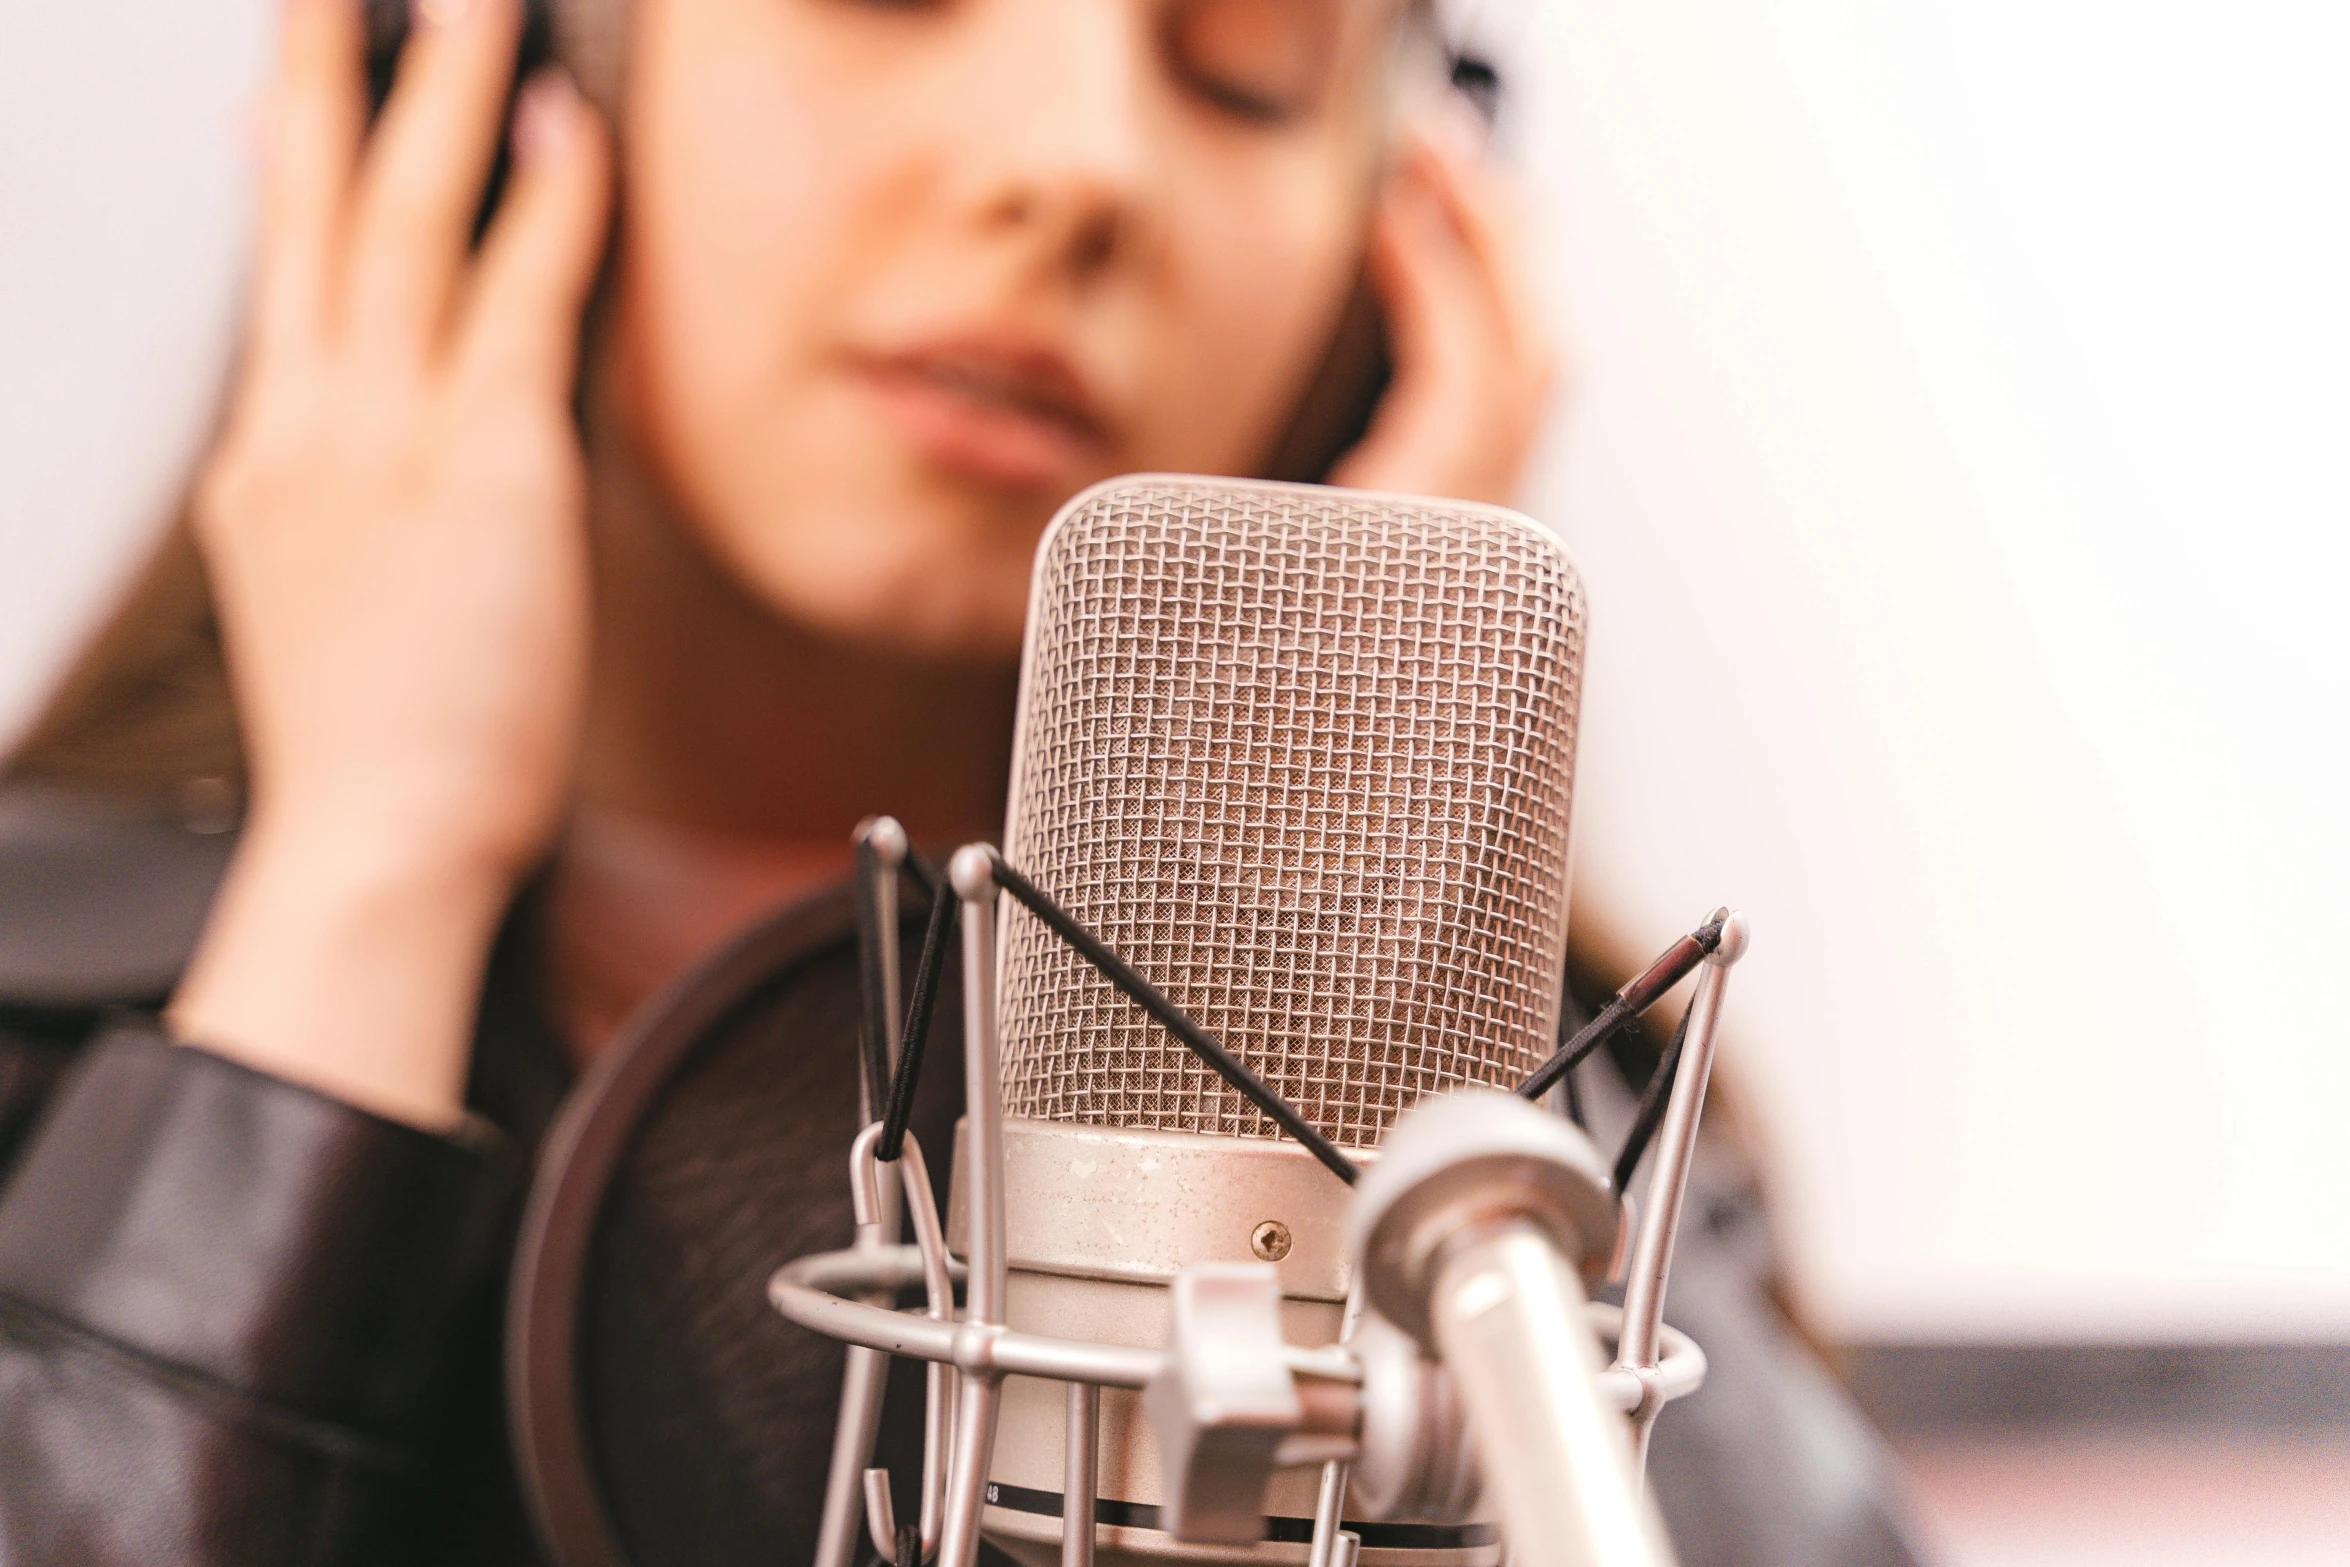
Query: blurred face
xmin=606 ymin=0 xmax=1395 ymax=656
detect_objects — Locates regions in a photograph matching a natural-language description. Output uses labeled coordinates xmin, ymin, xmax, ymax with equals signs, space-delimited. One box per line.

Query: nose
xmin=956 ymin=0 xmax=1159 ymax=280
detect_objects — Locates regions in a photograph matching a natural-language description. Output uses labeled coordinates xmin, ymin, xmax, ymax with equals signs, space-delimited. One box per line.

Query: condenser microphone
xmin=969 ymin=474 xmax=1590 ymax=1566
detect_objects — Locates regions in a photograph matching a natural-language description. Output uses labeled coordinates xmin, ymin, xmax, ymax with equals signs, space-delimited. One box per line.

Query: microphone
xmin=772 ymin=475 xmax=1729 ymax=1567
xmin=976 ymin=474 xmax=1586 ymax=1565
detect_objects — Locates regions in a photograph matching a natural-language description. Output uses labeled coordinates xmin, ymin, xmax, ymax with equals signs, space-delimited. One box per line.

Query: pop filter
xmin=506 ymin=881 xmax=980 ymax=1567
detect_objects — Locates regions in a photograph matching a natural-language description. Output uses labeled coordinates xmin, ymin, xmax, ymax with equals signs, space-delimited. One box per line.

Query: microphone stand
xmin=1304 ymin=1283 xmax=1367 ymax=1567
xmin=1614 ymin=912 xmax=1748 ymax=1470
xmin=790 ymin=827 xmax=1736 ymax=1567
xmin=815 ymin=820 xmax=912 ymax=1567
xmin=935 ymin=846 xmax=1011 ymax=1567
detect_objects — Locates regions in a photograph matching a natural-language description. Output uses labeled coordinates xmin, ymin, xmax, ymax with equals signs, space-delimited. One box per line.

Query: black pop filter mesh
xmin=510 ymin=882 xmax=970 ymax=1567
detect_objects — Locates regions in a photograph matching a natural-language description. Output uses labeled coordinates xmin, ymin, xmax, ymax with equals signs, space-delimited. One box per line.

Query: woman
xmin=0 ymin=0 xmax=1921 ymax=1563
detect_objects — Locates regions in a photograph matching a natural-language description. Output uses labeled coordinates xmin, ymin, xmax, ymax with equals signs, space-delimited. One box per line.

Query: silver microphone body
xmin=965 ymin=476 xmax=1592 ymax=1565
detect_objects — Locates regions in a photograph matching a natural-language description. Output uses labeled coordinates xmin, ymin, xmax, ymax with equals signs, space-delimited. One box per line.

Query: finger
xmin=1368 ymin=158 xmax=1482 ymax=371
xmin=1403 ymin=134 xmax=1553 ymax=393
xmin=1334 ymin=151 xmax=1557 ymax=505
xmin=252 ymin=0 xmax=367 ymax=359
xmin=1378 ymin=142 xmax=1558 ymax=471
xmin=1331 ymin=166 xmax=1499 ymax=495
xmin=458 ymin=73 xmax=613 ymax=395
xmin=345 ymin=0 xmax=525 ymax=355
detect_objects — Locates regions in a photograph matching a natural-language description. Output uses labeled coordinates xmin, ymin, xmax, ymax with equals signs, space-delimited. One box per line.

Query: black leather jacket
xmin=0 ymin=784 xmax=1928 ymax=1567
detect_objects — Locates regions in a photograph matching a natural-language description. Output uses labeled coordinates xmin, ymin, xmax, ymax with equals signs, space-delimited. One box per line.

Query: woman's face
xmin=606 ymin=0 xmax=1394 ymax=655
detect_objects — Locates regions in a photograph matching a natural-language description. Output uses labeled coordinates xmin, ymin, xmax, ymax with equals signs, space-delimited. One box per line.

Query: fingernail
xmin=512 ymin=71 xmax=578 ymax=164
xmin=414 ymin=0 xmax=473 ymax=29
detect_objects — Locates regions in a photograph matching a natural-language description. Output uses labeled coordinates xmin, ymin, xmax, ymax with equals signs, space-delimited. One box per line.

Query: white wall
xmin=6 ymin=0 xmax=2345 ymax=1342
xmin=1506 ymin=0 xmax=2350 ymax=1339
xmin=0 ymin=0 xmax=271 ymax=741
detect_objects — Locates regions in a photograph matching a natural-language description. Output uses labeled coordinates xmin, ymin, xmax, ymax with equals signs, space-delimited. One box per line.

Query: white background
xmin=6 ymin=0 xmax=2346 ymax=1342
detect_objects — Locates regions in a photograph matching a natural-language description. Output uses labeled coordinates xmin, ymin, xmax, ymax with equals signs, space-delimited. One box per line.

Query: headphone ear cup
xmin=508 ymin=884 xmax=963 ymax=1567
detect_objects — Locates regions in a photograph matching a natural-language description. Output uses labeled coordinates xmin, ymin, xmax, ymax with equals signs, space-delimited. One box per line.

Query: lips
xmin=855 ymin=338 xmax=1114 ymax=492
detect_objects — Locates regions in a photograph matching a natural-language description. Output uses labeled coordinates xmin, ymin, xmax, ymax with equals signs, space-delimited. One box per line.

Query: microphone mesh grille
xmin=999 ymin=477 xmax=1586 ymax=1150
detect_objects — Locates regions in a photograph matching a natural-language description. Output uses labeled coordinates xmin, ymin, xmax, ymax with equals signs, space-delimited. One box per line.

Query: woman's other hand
xmin=173 ymin=0 xmax=611 ymax=1129
xmin=1329 ymin=109 xmax=1557 ymax=507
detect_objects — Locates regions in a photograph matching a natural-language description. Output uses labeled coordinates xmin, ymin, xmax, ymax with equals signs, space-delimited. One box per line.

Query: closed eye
xmin=1165 ymin=0 xmax=1341 ymax=126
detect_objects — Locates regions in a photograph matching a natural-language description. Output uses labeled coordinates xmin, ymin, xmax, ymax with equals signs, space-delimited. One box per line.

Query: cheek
xmin=607 ymin=20 xmax=1013 ymax=649
xmin=615 ymin=50 xmax=850 ymax=496
xmin=1130 ymin=177 xmax=1369 ymax=475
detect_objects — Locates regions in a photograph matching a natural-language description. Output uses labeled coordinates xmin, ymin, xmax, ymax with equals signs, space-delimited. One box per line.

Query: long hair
xmin=5 ymin=514 xmax=240 ymax=802
xmin=3 ymin=0 xmax=621 ymax=800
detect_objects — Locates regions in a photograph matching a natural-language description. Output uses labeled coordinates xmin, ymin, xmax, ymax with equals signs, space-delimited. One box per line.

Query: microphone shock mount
xmin=773 ymin=819 xmax=1745 ymax=1567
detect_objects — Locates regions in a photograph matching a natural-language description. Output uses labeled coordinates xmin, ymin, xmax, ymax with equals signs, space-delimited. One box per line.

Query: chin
xmin=706 ymin=492 xmax=1041 ymax=662
xmin=636 ymin=371 xmax=1087 ymax=662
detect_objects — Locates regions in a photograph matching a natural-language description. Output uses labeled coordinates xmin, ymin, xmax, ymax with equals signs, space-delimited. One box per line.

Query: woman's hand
xmin=172 ymin=0 xmax=611 ymax=1129
xmin=1329 ymin=110 xmax=1558 ymax=507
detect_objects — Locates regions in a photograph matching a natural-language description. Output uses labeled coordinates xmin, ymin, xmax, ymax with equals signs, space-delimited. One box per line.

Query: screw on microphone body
xmin=1252 ymin=1221 xmax=1295 ymax=1262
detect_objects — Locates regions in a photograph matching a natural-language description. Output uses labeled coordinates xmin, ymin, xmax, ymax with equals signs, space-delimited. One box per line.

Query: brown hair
xmin=3 ymin=515 xmax=243 ymax=804
xmin=3 ymin=0 xmax=634 ymax=802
